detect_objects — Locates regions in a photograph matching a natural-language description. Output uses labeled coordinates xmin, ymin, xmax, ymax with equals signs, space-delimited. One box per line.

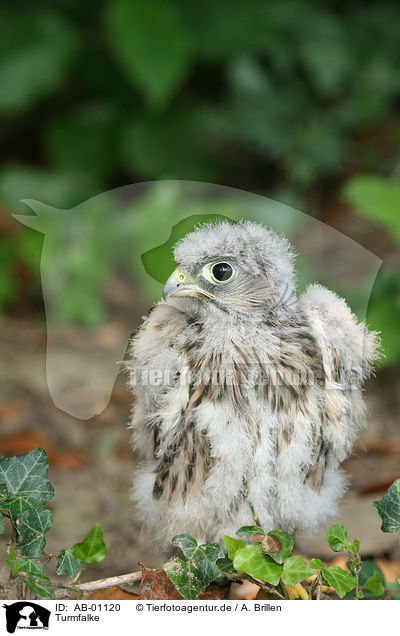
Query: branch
xmin=54 ymin=570 xmax=142 ymax=598
xmin=316 ymin=572 xmax=322 ymax=600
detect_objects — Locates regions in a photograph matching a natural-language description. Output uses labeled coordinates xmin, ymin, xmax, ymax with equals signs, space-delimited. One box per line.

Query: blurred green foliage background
xmin=0 ymin=0 xmax=399 ymax=363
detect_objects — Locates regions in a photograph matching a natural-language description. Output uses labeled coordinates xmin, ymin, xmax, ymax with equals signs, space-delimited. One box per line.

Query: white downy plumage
xmin=126 ymin=220 xmax=380 ymax=550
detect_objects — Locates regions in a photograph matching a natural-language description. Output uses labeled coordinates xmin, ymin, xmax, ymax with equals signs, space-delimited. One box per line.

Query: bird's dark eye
xmin=211 ymin=262 xmax=233 ymax=282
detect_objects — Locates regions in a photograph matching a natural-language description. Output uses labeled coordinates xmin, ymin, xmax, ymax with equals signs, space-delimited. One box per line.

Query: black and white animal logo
xmin=2 ymin=602 xmax=50 ymax=633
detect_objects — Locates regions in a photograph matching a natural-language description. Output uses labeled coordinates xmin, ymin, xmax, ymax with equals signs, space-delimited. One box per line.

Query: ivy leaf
xmin=172 ymin=534 xmax=197 ymax=558
xmin=233 ymin=544 xmax=283 ymax=586
xmin=166 ymin=535 xmax=225 ymax=599
xmin=17 ymin=507 xmax=52 ymax=558
xmin=172 ymin=535 xmax=224 ymax=584
xmin=263 ymin=529 xmax=294 ymax=564
xmin=236 ymin=525 xmax=264 ymax=537
xmin=25 ymin=577 xmax=55 ymax=599
xmin=322 ymin=566 xmax=357 ymax=598
xmin=281 ymin=556 xmax=314 ymax=586
xmin=222 ymin=535 xmax=245 ymax=560
xmin=0 ymin=448 xmax=54 ymax=522
xmin=16 ymin=557 xmax=46 ymax=579
xmin=215 ymin=557 xmax=235 ymax=574
xmin=0 ymin=512 xmax=5 ymax=533
xmin=73 ymin=523 xmax=106 ymax=564
xmin=6 ymin=548 xmax=54 ymax=598
xmin=56 ymin=548 xmax=81 ymax=579
xmin=326 ymin=524 xmax=348 ymax=552
xmin=105 ymin=0 xmax=194 ymax=108
xmin=374 ymin=480 xmax=400 ymax=533
xmin=6 ymin=548 xmax=18 ymax=575
xmin=162 ymin=557 xmax=204 ymax=600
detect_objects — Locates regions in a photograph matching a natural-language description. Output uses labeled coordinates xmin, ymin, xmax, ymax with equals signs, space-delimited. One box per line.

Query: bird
xmin=126 ymin=220 xmax=380 ymax=550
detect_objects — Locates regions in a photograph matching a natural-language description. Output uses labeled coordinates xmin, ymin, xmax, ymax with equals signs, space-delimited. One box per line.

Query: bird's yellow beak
xmin=162 ymin=268 xmax=215 ymax=301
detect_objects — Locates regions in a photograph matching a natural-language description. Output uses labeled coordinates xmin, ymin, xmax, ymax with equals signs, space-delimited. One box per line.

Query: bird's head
xmin=163 ymin=220 xmax=297 ymax=322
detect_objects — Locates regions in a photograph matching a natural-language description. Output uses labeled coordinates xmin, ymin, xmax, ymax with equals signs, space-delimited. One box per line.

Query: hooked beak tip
xmin=162 ymin=269 xmax=216 ymax=301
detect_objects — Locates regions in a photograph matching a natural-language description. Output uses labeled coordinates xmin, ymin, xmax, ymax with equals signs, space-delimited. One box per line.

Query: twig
xmin=316 ymin=572 xmax=322 ymax=600
xmin=309 ymin=575 xmax=321 ymax=600
xmin=247 ymin=575 xmax=286 ymax=600
xmin=54 ymin=571 xmax=142 ymax=598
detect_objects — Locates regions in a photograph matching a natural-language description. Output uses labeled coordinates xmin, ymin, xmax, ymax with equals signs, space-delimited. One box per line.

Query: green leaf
xmin=322 ymin=566 xmax=357 ymax=598
xmin=0 ymin=448 xmax=54 ymax=523
xmin=17 ymin=507 xmax=52 ymax=558
xmin=347 ymin=538 xmax=361 ymax=555
xmin=236 ymin=525 xmax=264 ymax=537
xmin=346 ymin=560 xmax=385 ymax=600
xmin=172 ymin=535 xmax=224 ymax=584
xmin=326 ymin=524 xmax=348 ymax=552
xmin=56 ymin=548 xmax=81 ymax=579
xmin=374 ymin=480 xmax=400 ymax=533
xmin=7 ymin=549 xmax=55 ymax=600
xmin=364 ymin=571 xmax=385 ymax=598
xmin=165 ymin=536 xmax=224 ymax=600
xmin=6 ymin=548 xmax=18 ymax=575
xmin=162 ymin=557 xmax=204 ymax=600
xmin=0 ymin=512 xmax=5 ymax=533
xmin=215 ymin=557 xmax=234 ymax=574
xmin=16 ymin=557 xmax=46 ymax=577
xmin=281 ymin=556 xmax=314 ymax=586
xmin=25 ymin=577 xmax=55 ymax=599
xmin=348 ymin=556 xmax=361 ymax=572
xmin=73 ymin=523 xmax=106 ymax=564
xmin=172 ymin=534 xmax=198 ymax=559
xmin=6 ymin=548 xmax=53 ymax=597
xmin=264 ymin=529 xmax=294 ymax=564
xmin=311 ymin=554 xmax=358 ymax=598
xmin=397 ymin=578 xmax=400 ymax=587
xmin=222 ymin=535 xmax=245 ymax=560
xmin=105 ymin=0 xmax=194 ymax=107
xmin=309 ymin=558 xmax=325 ymax=570
xmin=233 ymin=544 xmax=283 ymax=586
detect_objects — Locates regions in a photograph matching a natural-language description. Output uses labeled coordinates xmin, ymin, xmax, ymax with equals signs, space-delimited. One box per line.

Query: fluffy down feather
xmin=126 ymin=220 xmax=380 ymax=549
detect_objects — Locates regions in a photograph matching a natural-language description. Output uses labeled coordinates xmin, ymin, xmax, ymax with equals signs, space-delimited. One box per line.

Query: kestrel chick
xmin=127 ymin=220 xmax=380 ymax=548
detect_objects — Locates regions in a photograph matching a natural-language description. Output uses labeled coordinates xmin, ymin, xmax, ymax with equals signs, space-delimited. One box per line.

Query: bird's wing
xmin=298 ymin=283 xmax=381 ymax=488
xmin=300 ymin=283 xmax=380 ymax=389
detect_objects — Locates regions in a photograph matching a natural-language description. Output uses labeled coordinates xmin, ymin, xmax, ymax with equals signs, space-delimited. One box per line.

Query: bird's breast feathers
xmin=128 ymin=299 xmax=349 ymax=508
